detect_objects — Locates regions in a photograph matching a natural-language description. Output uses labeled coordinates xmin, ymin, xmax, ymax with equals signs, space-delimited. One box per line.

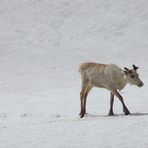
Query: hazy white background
xmin=0 ymin=0 xmax=148 ymax=147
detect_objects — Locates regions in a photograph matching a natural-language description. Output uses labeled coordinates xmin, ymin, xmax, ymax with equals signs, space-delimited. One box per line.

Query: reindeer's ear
xmin=132 ymin=64 xmax=139 ymax=71
xmin=124 ymin=67 xmax=129 ymax=71
xmin=124 ymin=67 xmax=129 ymax=75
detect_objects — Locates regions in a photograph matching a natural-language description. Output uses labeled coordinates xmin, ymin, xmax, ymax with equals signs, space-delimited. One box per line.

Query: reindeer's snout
xmin=138 ymin=82 xmax=144 ymax=87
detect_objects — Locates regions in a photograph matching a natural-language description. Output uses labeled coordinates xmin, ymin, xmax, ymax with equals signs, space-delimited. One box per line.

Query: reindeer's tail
xmin=79 ymin=63 xmax=86 ymax=73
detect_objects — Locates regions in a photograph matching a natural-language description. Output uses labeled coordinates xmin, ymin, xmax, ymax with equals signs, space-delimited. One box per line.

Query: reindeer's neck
xmin=118 ymin=72 xmax=128 ymax=90
xmin=123 ymin=73 xmax=128 ymax=85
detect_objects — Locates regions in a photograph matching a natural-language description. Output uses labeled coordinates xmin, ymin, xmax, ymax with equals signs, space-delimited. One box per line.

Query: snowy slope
xmin=0 ymin=0 xmax=148 ymax=148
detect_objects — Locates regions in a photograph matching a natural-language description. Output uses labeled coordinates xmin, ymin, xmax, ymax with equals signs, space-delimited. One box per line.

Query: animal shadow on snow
xmin=85 ymin=112 xmax=148 ymax=118
xmin=131 ymin=112 xmax=148 ymax=116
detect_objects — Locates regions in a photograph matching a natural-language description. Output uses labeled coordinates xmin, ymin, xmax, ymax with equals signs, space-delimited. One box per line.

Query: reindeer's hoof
xmin=79 ymin=112 xmax=85 ymax=118
xmin=108 ymin=112 xmax=114 ymax=116
xmin=123 ymin=109 xmax=131 ymax=115
xmin=124 ymin=112 xmax=131 ymax=115
xmin=80 ymin=114 xmax=85 ymax=118
xmin=79 ymin=111 xmax=86 ymax=118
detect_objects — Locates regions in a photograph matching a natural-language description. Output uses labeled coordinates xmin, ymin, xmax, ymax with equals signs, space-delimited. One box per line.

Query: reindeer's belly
xmin=90 ymin=76 xmax=108 ymax=88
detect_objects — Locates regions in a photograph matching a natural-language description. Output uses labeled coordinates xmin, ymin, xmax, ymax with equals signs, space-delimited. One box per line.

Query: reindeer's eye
xmin=131 ymin=75 xmax=135 ymax=78
xmin=129 ymin=70 xmax=132 ymax=73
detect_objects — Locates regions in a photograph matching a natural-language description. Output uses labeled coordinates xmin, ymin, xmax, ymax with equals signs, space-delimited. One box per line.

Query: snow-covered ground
xmin=0 ymin=0 xmax=148 ymax=147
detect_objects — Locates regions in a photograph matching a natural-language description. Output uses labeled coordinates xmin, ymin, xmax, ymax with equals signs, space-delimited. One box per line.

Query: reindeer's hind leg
xmin=83 ymin=86 xmax=92 ymax=115
xmin=108 ymin=92 xmax=114 ymax=116
xmin=80 ymin=86 xmax=86 ymax=118
xmin=80 ymin=83 xmax=89 ymax=118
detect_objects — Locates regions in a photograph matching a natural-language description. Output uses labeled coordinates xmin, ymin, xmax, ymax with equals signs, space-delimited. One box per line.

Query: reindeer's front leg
xmin=108 ymin=92 xmax=114 ymax=116
xmin=112 ymin=90 xmax=131 ymax=115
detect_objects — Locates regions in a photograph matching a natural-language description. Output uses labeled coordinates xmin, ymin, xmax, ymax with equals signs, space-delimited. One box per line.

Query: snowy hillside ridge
xmin=0 ymin=0 xmax=148 ymax=148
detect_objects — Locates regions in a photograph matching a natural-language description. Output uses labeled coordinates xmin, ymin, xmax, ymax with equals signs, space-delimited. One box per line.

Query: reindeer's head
xmin=124 ymin=65 xmax=144 ymax=87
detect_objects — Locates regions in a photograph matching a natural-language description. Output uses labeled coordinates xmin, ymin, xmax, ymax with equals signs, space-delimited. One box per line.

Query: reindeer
xmin=79 ymin=63 xmax=144 ymax=118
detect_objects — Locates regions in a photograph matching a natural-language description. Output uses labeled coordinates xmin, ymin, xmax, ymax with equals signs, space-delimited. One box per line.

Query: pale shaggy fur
xmin=79 ymin=63 xmax=127 ymax=91
xmin=79 ymin=62 xmax=144 ymax=118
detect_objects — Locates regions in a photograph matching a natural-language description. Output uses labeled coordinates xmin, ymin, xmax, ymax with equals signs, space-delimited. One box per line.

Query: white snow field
xmin=0 ymin=0 xmax=148 ymax=147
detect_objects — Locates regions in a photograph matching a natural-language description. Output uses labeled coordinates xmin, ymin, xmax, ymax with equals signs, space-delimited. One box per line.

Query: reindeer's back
xmin=79 ymin=63 xmax=126 ymax=90
xmin=79 ymin=62 xmax=107 ymax=75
